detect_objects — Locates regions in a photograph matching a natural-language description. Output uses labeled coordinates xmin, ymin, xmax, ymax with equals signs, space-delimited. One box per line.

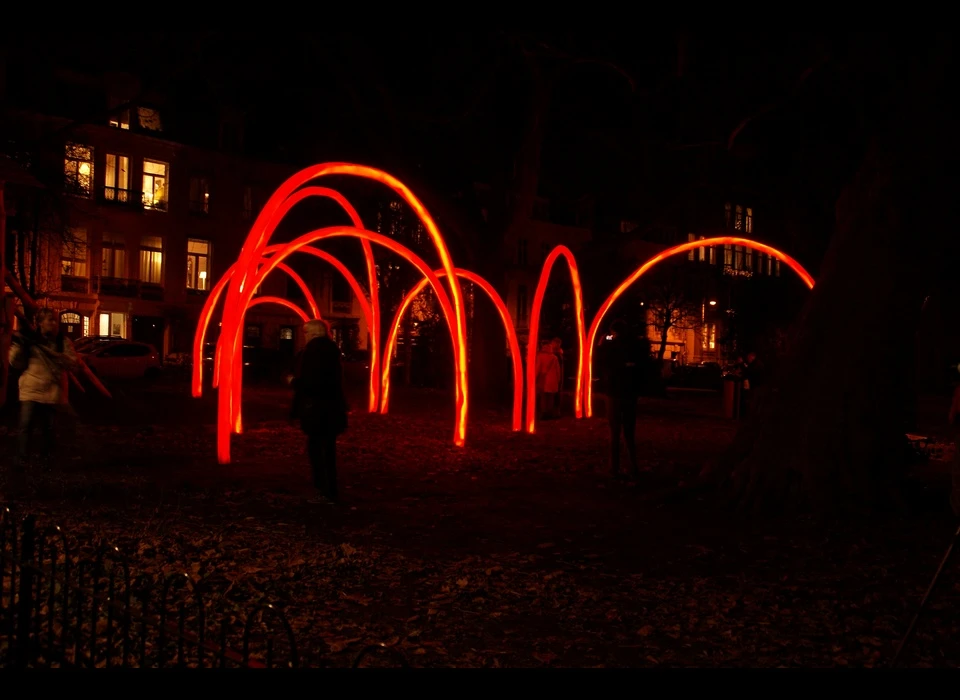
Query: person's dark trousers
xmin=18 ymin=401 xmax=55 ymax=465
xmin=307 ymin=431 xmax=339 ymax=501
xmin=607 ymin=395 xmax=638 ymax=475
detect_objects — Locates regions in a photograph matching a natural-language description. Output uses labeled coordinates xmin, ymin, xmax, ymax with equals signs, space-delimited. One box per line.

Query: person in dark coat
xmin=601 ymin=320 xmax=647 ymax=478
xmin=291 ymin=319 xmax=348 ymax=504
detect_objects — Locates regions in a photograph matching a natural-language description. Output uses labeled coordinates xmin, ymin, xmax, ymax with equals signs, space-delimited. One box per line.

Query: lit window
xmin=139 ymin=236 xmax=163 ymax=285
xmin=142 ymin=160 xmax=168 ymax=211
xmin=186 ymin=239 xmax=211 ymax=291
xmin=109 ymin=108 xmax=130 ymax=130
xmin=280 ymin=327 xmax=294 ymax=341
xmin=745 ymin=207 xmax=753 ymax=234
xmin=82 ymin=315 xmax=90 ymax=337
xmin=99 ymin=312 xmax=126 ymax=338
xmin=700 ymin=323 xmax=716 ymax=351
xmin=709 ymin=246 xmax=716 ymax=265
xmin=137 ymin=107 xmax=163 ymax=132
xmin=767 ymin=255 xmax=773 ymax=275
xmin=735 ymin=205 xmax=743 ymax=231
xmin=688 ymin=233 xmax=696 ymax=261
xmin=698 ymin=235 xmax=706 ymax=262
xmin=64 ymin=143 xmax=93 ymax=197
xmin=243 ymin=186 xmax=253 ymax=219
xmin=723 ymin=244 xmax=732 ymax=268
xmin=104 ymin=154 xmax=130 ymax=202
xmin=101 ymin=233 xmax=127 ymax=279
xmin=61 ymin=227 xmax=88 ymax=279
xmin=189 ymin=176 xmax=211 ymax=214
xmin=746 ymin=247 xmax=753 ymax=270
xmin=775 ymin=259 xmax=781 ymax=277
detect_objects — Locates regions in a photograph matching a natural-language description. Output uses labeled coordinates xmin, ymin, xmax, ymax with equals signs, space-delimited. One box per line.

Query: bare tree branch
xmin=726 ymin=54 xmax=830 ymax=151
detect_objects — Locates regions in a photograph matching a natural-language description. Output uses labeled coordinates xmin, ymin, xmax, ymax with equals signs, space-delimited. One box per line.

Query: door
xmin=279 ymin=326 xmax=296 ymax=366
xmin=59 ymin=312 xmax=84 ymax=340
xmin=132 ymin=316 xmax=165 ymax=356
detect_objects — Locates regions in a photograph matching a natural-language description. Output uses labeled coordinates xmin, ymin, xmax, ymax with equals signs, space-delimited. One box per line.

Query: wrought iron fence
xmin=0 ymin=507 xmax=408 ymax=669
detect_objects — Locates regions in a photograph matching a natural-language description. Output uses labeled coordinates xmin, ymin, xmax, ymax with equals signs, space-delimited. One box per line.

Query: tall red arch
xmin=583 ymin=236 xmax=816 ymax=417
xmin=525 ymin=246 xmax=587 ymax=434
xmin=218 ymin=226 xmax=463 ymax=463
xmin=380 ymin=268 xmax=523 ymax=432
xmin=216 ymin=168 xmax=468 ymax=459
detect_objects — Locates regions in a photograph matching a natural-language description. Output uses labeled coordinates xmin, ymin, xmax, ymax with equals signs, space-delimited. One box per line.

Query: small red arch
xmin=246 ymin=296 xmax=310 ymax=323
xmin=583 ymin=236 xmax=816 ymax=417
xmin=276 ymin=263 xmax=320 ymax=319
xmin=218 ymin=225 xmax=462 ymax=463
xmin=381 ymin=268 xmax=523 ymax=431
xmin=525 ymin=245 xmax=587 ymax=434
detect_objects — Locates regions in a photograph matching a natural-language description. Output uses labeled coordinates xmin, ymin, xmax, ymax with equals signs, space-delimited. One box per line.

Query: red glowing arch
xmin=525 ymin=246 xmax=587 ymax=434
xmin=247 ymin=296 xmax=310 ymax=323
xmin=217 ymin=226 xmax=463 ymax=463
xmin=216 ymin=166 xmax=468 ymax=462
xmin=192 ymin=247 xmax=366 ymax=394
xmin=583 ymin=236 xmax=816 ymax=417
xmin=381 ymin=268 xmax=523 ymax=432
xmin=276 ymin=263 xmax=320 ymax=319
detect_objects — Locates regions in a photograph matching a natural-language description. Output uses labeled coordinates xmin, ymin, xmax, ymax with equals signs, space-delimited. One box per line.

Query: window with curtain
xmin=186 ymin=239 xmax=211 ymax=290
xmin=61 ymin=227 xmax=88 ymax=278
xmin=101 ymin=233 xmax=127 ymax=278
xmin=140 ymin=235 xmax=163 ymax=285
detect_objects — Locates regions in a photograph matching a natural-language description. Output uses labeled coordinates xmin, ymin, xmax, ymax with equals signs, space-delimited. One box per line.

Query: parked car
xmin=202 ymin=343 xmax=287 ymax=383
xmin=79 ymin=341 xmax=162 ymax=380
xmin=73 ymin=335 xmax=125 ymax=353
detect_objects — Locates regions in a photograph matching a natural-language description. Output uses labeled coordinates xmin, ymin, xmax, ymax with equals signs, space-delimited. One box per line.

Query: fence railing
xmin=0 ymin=506 xmax=408 ymax=669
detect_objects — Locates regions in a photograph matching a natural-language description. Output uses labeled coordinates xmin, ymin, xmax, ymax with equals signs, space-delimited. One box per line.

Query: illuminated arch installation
xmin=195 ymin=162 xmax=817 ymax=465
xmin=381 ymin=268 xmax=523 ymax=432
xmin=525 ymin=245 xmax=587 ymax=435
xmin=582 ymin=236 xmax=816 ymax=417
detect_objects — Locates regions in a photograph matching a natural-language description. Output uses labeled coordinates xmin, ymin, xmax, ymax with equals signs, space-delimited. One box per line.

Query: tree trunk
xmin=719 ymin=81 xmax=958 ymax=512
xmin=657 ymin=324 xmax=670 ymax=361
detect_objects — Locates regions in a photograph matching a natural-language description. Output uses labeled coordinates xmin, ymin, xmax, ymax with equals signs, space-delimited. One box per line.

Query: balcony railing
xmin=142 ymin=195 xmax=168 ymax=212
xmin=101 ymin=186 xmax=141 ymax=206
xmin=92 ymin=276 xmax=164 ymax=301
xmin=60 ymin=275 xmax=89 ymax=294
xmin=140 ymin=283 xmax=164 ymax=301
xmin=94 ymin=276 xmax=137 ymax=297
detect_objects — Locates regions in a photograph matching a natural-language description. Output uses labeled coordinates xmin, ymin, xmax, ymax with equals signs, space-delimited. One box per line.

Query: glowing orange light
xmin=247 ymin=296 xmax=310 ymax=322
xmin=525 ymin=246 xmax=587 ymax=435
xmin=583 ymin=236 xmax=815 ymax=417
xmin=380 ymin=268 xmax=523 ymax=432
xmin=217 ymin=226 xmax=464 ymax=464
xmin=216 ymin=166 xmax=467 ymax=465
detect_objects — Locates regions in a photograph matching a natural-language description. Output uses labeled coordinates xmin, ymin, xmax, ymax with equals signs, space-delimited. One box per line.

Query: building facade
xmin=2 ymin=82 xmax=369 ymax=360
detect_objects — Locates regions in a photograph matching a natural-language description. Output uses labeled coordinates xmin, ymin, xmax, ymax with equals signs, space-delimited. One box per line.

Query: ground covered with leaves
xmin=2 ymin=380 xmax=959 ymax=667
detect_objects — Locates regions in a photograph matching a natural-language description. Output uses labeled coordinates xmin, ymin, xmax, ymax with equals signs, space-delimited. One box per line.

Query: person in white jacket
xmin=7 ymin=308 xmax=77 ymax=470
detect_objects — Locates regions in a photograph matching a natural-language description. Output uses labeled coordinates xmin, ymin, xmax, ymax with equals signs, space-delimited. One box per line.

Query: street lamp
xmin=708 ymin=300 xmax=717 ymax=306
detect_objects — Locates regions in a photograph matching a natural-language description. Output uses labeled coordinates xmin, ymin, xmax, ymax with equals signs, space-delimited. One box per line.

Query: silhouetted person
xmin=8 ymin=307 xmax=77 ymax=471
xmin=291 ymin=319 xmax=347 ymax=504
xmin=948 ymin=381 xmax=960 ymax=516
xmin=741 ymin=351 xmax=764 ymax=417
xmin=601 ymin=320 xmax=645 ymax=478
xmin=536 ymin=339 xmax=561 ymax=419
xmin=552 ymin=337 xmax=565 ymax=416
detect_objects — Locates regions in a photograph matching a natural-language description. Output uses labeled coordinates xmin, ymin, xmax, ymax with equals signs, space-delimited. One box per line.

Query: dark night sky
xmin=3 ymin=30 xmax=873 ymax=256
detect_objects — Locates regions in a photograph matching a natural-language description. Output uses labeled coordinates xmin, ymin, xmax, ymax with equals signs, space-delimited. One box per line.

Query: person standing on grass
xmin=535 ymin=338 xmax=561 ymax=420
xmin=552 ymin=337 xmax=565 ymax=416
xmin=948 ymin=378 xmax=960 ymax=516
xmin=290 ymin=319 xmax=347 ymax=505
xmin=600 ymin=320 xmax=645 ymax=479
xmin=7 ymin=307 xmax=77 ymax=472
